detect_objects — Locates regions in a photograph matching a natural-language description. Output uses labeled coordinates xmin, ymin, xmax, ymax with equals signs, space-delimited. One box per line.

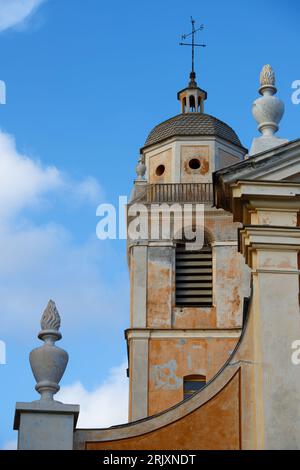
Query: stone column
xmin=131 ymin=244 xmax=148 ymax=328
xmin=128 ymin=331 xmax=149 ymax=421
xmin=240 ymin=226 xmax=300 ymax=449
xmin=14 ymin=300 xmax=79 ymax=450
xmin=231 ymin=181 xmax=300 ymax=449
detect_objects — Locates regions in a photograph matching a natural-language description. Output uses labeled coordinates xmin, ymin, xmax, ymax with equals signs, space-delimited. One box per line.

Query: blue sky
xmin=0 ymin=0 xmax=299 ymax=449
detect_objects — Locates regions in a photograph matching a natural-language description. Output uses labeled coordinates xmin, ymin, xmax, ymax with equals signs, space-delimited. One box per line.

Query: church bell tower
xmin=126 ymin=20 xmax=251 ymax=421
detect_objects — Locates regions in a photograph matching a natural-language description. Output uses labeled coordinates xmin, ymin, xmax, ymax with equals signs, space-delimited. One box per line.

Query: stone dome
xmin=143 ymin=113 xmax=244 ymax=150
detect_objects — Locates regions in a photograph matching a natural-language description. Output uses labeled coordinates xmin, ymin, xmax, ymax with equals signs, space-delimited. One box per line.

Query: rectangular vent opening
xmin=176 ymin=246 xmax=213 ymax=307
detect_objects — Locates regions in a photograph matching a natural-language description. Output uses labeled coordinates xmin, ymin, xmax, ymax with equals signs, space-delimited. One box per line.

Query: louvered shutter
xmin=176 ymin=244 xmax=213 ymax=306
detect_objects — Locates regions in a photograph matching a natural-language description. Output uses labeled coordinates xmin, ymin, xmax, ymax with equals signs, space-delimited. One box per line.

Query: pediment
xmin=213 ymin=139 xmax=300 ymax=211
xmin=214 ymin=138 xmax=300 ymax=186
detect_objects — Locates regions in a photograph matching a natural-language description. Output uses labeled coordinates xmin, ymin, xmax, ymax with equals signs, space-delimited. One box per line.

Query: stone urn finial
xmin=249 ymin=64 xmax=288 ymax=155
xmin=135 ymin=155 xmax=146 ymax=181
xmin=260 ymin=64 xmax=275 ymax=88
xmin=252 ymin=64 xmax=284 ymax=137
xmin=29 ymin=300 xmax=69 ymax=401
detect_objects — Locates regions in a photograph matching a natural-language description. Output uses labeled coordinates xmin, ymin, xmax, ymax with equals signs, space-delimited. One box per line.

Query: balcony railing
xmin=134 ymin=183 xmax=214 ymax=204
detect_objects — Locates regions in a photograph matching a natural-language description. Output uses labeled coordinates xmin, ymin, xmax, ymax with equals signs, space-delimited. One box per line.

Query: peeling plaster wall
xmin=214 ymin=246 xmax=250 ymax=328
xmin=148 ymin=337 xmax=238 ymax=415
xmin=149 ymin=149 xmax=172 ymax=183
xmin=84 ymin=371 xmax=241 ymax=450
xmin=147 ymin=247 xmax=173 ymax=328
xmin=180 ymin=145 xmax=210 ymax=182
xmin=127 ymin=212 xmax=251 ymax=418
xmin=205 ymin=212 xmax=240 ymax=241
xmin=144 ymin=213 xmax=251 ymax=331
xmin=173 ymin=306 xmax=217 ymax=329
xmin=130 ymin=245 xmax=147 ymax=328
xmin=128 ymin=137 xmax=250 ymax=420
xmin=144 ymin=137 xmax=244 ymax=185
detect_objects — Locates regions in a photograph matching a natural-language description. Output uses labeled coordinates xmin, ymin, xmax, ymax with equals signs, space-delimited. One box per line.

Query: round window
xmin=156 ymin=164 xmax=165 ymax=176
xmin=189 ymin=158 xmax=201 ymax=170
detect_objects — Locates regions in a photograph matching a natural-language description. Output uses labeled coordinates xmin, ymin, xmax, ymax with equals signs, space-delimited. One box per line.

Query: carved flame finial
xmin=41 ymin=300 xmax=61 ymax=331
xmin=260 ymin=64 xmax=275 ymax=88
xmin=30 ymin=300 xmax=68 ymax=401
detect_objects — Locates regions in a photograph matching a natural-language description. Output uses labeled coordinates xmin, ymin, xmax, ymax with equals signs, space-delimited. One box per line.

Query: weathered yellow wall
xmin=148 ymin=337 xmax=238 ymax=415
xmin=128 ymin=140 xmax=250 ymax=421
xmin=180 ymin=145 xmax=210 ymax=182
xmin=147 ymin=247 xmax=173 ymax=328
xmin=86 ymin=371 xmax=241 ymax=450
xmin=173 ymin=306 xmax=217 ymax=328
xmin=142 ymin=213 xmax=250 ymax=415
xmin=149 ymin=149 xmax=172 ymax=184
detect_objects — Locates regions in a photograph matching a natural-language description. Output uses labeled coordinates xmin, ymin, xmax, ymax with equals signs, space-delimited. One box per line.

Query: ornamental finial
xmin=41 ymin=300 xmax=61 ymax=331
xmin=29 ymin=300 xmax=69 ymax=401
xmin=260 ymin=64 xmax=275 ymax=88
xmin=249 ymin=64 xmax=288 ymax=155
xmin=252 ymin=64 xmax=284 ymax=136
xmin=135 ymin=155 xmax=146 ymax=181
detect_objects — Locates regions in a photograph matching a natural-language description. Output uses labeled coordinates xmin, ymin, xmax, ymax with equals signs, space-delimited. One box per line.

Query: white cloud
xmin=71 ymin=176 xmax=103 ymax=205
xmin=1 ymin=364 xmax=129 ymax=448
xmin=0 ymin=128 xmax=129 ymax=447
xmin=0 ymin=221 xmax=128 ymax=336
xmin=0 ymin=130 xmax=62 ymax=218
xmin=2 ymin=439 xmax=17 ymax=450
xmin=0 ymin=128 xmax=126 ymax=337
xmin=57 ymin=362 xmax=129 ymax=428
xmin=0 ymin=129 xmax=103 ymax=220
xmin=0 ymin=0 xmax=46 ymax=33
xmin=1 ymin=362 xmax=129 ymax=449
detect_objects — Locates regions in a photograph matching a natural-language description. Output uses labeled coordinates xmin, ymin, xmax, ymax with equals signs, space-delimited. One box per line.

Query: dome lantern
xmin=178 ymin=17 xmax=207 ymax=113
xmin=177 ymin=72 xmax=207 ymax=113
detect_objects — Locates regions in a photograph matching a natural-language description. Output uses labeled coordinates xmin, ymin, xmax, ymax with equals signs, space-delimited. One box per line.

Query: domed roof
xmin=143 ymin=113 xmax=244 ymax=149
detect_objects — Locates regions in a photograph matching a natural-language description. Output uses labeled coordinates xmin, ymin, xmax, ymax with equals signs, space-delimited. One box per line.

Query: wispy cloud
xmin=1 ymin=362 xmax=129 ymax=448
xmin=0 ymin=130 xmax=62 ymax=218
xmin=0 ymin=0 xmax=46 ymax=33
xmin=0 ymin=128 xmax=126 ymax=337
xmin=57 ymin=362 xmax=129 ymax=428
xmin=0 ymin=127 xmax=129 ymax=446
xmin=0 ymin=129 xmax=102 ymax=220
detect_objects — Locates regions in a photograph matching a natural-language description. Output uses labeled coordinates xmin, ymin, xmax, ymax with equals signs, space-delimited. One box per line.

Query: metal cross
xmin=180 ymin=17 xmax=206 ymax=75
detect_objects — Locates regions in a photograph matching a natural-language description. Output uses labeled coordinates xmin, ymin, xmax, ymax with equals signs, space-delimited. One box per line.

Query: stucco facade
xmin=126 ymin=78 xmax=251 ymax=420
xmin=14 ymin=65 xmax=300 ymax=451
xmin=74 ymin=139 xmax=300 ymax=451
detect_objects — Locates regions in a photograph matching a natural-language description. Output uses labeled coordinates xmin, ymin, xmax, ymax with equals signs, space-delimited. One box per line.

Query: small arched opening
xmin=189 ymin=95 xmax=196 ymax=112
xmin=183 ymin=374 xmax=206 ymax=399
